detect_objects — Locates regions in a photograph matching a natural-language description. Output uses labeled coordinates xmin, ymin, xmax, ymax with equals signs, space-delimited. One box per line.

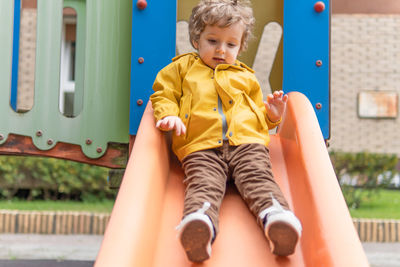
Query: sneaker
xmin=259 ymin=195 xmax=302 ymax=256
xmin=176 ymin=202 xmax=214 ymax=262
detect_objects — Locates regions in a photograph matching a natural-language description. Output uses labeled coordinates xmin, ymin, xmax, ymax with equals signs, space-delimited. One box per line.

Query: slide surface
xmin=95 ymin=92 xmax=369 ymax=267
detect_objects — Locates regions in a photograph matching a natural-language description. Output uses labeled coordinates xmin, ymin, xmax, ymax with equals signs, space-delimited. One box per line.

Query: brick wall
xmin=16 ymin=8 xmax=36 ymax=111
xmin=329 ymin=14 xmax=400 ymax=155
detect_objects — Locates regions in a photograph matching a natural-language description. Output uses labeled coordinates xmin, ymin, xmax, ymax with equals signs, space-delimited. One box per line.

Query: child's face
xmin=193 ymin=22 xmax=244 ymax=69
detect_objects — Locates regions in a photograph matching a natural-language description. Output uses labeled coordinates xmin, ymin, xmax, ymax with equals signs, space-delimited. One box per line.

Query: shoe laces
xmin=198 ymin=202 xmax=211 ymax=214
xmin=259 ymin=193 xmax=285 ymax=223
xmin=176 ymin=202 xmax=211 ymax=231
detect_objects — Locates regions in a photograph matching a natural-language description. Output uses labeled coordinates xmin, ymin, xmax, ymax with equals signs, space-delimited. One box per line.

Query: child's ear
xmin=238 ymin=45 xmax=245 ymax=55
xmin=192 ymin=40 xmax=199 ymax=49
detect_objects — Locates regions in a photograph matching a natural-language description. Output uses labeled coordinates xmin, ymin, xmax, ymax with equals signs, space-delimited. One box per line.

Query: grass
xmin=349 ymin=189 xmax=400 ymax=219
xmin=0 ymin=199 xmax=114 ymax=213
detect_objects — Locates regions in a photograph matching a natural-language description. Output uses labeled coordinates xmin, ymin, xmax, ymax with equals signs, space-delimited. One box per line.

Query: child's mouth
xmin=213 ymin=57 xmax=225 ymax=63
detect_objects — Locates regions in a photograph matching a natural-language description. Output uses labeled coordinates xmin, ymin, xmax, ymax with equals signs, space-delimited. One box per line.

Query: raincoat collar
xmin=172 ymin=52 xmax=255 ymax=73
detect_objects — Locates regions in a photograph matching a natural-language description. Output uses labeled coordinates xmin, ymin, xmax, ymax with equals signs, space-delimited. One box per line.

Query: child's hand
xmin=264 ymin=90 xmax=288 ymax=122
xmin=156 ymin=116 xmax=187 ymax=136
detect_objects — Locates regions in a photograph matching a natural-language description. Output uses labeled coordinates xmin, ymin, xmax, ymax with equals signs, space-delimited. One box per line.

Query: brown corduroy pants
xmin=181 ymin=141 xmax=290 ymax=237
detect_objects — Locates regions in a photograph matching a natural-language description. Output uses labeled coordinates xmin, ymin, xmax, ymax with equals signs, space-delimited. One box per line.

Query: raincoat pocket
xmin=243 ymin=94 xmax=268 ymax=130
xmin=179 ymin=93 xmax=192 ymax=129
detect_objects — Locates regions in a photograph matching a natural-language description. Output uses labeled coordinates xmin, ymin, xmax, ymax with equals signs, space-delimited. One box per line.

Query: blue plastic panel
xmin=129 ymin=0 xmax=177 ymax=134
xmin=11 ymin=0 xmax=21 ymax=111
xmin=283 ymin=0 xmax=330 ymax=139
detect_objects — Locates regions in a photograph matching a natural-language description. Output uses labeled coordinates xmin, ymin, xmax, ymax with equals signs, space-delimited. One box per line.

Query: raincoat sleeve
xmin=150 ymin=61 xmax=183 ymax=123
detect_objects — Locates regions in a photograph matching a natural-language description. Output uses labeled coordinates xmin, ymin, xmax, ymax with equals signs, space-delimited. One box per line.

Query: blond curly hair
xmin=189 ymin=0 xmax=255 ymax=52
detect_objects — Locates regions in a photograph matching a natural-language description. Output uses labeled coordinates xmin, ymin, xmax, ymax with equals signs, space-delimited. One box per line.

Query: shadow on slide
xmin=95 ymin=92 xmax=369 ymax=267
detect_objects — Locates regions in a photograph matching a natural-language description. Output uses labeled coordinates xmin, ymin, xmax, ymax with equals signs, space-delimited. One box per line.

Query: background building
xmin=329 ymin=0 xmax=400 ymax=156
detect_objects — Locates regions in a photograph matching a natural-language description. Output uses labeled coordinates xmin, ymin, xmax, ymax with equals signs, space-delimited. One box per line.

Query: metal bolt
xmin=47 ymin=139 xmax=53 ymax=145
xmin=315 ymin=103 xmax=322 ymax=110
xmin=36 ymin=130 xmax=43 ymax=137
xmin=325 ymin=140 xmax=330 ymax=147
xmin=86 ymin=139 xmax=92 ymax=145
xmin=0 ymin=134 xmax=4 ymax=141
xmin=96 ymin=147 xmax=103 ymax=153
xmin=316 ymin=60 xmax=323 ymax=67
xmin=314 ymin=1 xmax=325 ymax=13
xmin=138 ymin=57 xmax=144 ymax=64
xmin=137 ymin=99 xmax=143 ymax=106
xmin=136 ymin=0 xmax=147 ymax=10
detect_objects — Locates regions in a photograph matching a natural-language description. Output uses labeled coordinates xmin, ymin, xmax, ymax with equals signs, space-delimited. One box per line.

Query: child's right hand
xmin=156 ymin=116 xmax=187 ymax=136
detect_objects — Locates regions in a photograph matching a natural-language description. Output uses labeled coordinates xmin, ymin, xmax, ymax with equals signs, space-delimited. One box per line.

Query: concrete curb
xmin=1 ymin=210 xmax=399 ymax=242
xmin=354 ymin=218 xmax=400 ymax=242
xmin=0 ymin=210 xmax=109 ymax=235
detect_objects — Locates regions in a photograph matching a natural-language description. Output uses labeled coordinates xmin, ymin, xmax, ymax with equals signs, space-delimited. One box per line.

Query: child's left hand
xmin=264 ymin=90 xmax=288 ymax=123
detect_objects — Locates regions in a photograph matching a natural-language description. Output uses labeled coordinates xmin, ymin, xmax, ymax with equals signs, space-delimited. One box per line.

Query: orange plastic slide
xmin=95 ymin=92 xmax=369 ymax=267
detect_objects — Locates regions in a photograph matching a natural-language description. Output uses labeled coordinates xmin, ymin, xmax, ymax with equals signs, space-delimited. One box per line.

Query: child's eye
xmin=228 ymin=43 xmax=237 ymax=48
xmin=207 ymin=39 xmax=217 ymax=44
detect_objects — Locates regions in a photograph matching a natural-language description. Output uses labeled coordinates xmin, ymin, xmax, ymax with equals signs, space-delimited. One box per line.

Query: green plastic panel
xmin=0 ymin=0 xmax=131 ymax=159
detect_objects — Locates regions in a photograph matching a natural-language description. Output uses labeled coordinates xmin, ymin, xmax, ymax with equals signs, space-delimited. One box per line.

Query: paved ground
xmin=0 ymin=234 xmax=101 ymax=261
xmin=0 ymin=234 xmax=399 ymax=266
xmin=363 ymin=242 xmax=400 ymax=267
xmin=0 ymin=234 xmax=99 ymax=266
xmin=0 ymin=260 xmax=93 ymax=267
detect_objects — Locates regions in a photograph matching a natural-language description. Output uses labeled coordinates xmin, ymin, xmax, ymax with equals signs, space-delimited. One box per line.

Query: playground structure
xmin=1 ymin=0 xmax=131 ymax=168
xmin=0 ymin=0 xmax=369 ymax=266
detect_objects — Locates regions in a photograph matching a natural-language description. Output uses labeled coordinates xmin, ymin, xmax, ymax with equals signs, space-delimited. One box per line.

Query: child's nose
xmin=216 ymin=44 xmax=225 ymax=54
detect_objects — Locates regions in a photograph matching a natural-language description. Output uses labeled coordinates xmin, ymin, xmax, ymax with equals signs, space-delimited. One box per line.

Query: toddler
xmin=150 ymin=0 xmax=302 ymax=262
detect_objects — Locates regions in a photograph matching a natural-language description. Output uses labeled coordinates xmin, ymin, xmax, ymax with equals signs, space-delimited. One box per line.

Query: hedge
xmin=0 ymin=155 xmax=115 ymax=201
xmin=329 ymin=151 xmax=399 ymax=209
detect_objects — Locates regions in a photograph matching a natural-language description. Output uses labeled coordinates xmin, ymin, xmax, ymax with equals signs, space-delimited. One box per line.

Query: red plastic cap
xmin=137 ymin=0 xmax=147 ymax=10
xmin=314 ymin=1 xmax=325 ymax=13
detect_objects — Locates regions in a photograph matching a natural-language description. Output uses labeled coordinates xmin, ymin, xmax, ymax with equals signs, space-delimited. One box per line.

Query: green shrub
xmin=0 ymin=156 xmax=116 ymax=201
xmin=329 ymin=151 xmax=398 ymax=209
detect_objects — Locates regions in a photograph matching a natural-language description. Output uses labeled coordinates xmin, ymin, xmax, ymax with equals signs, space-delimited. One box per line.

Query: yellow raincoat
xmin=150 ymin=53 xmax=280 ymax=161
